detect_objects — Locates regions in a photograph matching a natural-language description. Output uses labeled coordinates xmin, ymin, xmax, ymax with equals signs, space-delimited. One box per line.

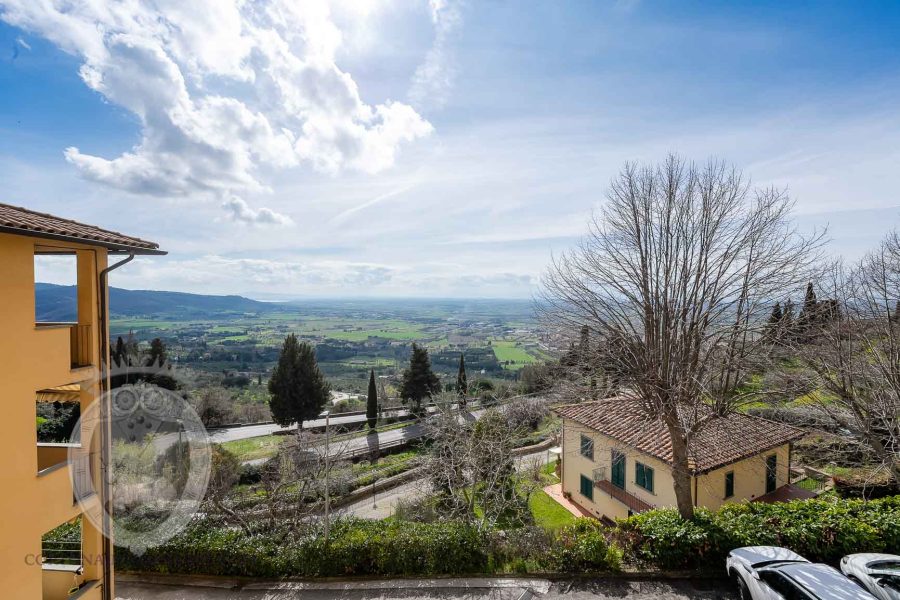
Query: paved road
xmin=117 ymin=577 xmax=735 ymax=599
xmin=341 ymin=448 xmax=552 ymax=519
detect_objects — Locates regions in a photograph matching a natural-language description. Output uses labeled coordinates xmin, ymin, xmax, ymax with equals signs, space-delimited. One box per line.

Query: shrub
xmin=545 ymin=519 xmax=622 ymax=572
xmin=618 ymin=496 xmax=900 ymax=569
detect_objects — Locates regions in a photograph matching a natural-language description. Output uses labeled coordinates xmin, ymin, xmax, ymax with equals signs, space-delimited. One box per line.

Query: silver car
xmin=727 ymin=546 xmax=877 ymax=600
xmin=841 ymin=553 xmax=900 ymax=600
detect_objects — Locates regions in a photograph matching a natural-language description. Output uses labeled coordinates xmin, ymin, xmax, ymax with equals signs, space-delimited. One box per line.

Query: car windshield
xmin=870 ymin=561 xmax=900 ymax=573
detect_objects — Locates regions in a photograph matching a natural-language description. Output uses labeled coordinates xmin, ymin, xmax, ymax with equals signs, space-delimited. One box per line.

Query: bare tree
xmin=423 ymin=397 xmax=531 ymax=529
xmin=540 ymin=156 xmax=822 ymax=518
xmin=787 ymin=237 xmax=900 ymax=487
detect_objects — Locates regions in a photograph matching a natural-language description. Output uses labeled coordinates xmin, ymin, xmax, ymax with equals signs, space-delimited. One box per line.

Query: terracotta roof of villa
xmin=555 ymin=396 xmax=806 ymax=474
xmin=0 ymin=202 xmax=163 ymax=254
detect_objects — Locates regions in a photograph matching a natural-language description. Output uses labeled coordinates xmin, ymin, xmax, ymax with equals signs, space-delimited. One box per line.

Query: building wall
xmin=561 ymin=417 xmax=792 ymax=520
xmin=0 ymin=233 xmax=109 ymax=600
xmin=695 ymin=443 xmax=791 ymax=510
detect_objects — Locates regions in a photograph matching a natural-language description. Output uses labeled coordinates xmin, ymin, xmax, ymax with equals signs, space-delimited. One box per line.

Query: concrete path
xmin=116 ymin=577 xmax=735 ymax=599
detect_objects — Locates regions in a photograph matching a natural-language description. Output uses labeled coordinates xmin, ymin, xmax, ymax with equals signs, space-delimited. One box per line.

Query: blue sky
xmin=3 ymin=1 xmax=900 ymax=299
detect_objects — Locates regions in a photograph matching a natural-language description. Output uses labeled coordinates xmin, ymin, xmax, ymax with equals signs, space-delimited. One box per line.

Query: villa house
xmin=0 ymin=203 xmax=163 ymax=600
xmin=555 ymin=397 xmax=810 ymax=522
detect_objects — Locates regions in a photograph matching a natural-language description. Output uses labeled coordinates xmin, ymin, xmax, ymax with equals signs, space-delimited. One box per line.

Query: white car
xmin=727 ymin=546 xmax=877 ymax=600
xmin=841 ymin=554 xmax=900 ymax=600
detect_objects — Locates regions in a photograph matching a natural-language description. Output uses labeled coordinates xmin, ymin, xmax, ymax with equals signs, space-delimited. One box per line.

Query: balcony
xmin=35 ymin=322 xmax=93 ymax=368
xmin=593 ymin=470 xmax=655 ymax=514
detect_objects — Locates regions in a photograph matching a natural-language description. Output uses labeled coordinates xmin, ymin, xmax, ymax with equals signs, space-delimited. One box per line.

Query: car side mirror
xmin=876 ymin=578 xmax=887 ymax=588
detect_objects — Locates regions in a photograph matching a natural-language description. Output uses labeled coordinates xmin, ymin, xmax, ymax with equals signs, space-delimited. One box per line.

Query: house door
xmin=611 ymin=449 xmax=626 ymax=489
xmin=765 ymin=454 xmax=777 ymax=493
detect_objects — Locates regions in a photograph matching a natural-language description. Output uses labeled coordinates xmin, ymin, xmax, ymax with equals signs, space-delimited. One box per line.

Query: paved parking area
xmin=117 ymin=577 xmax=736 ymax=600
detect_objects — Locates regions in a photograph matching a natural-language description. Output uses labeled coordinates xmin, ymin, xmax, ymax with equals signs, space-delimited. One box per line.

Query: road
xmin=116 ymin=577 xmax=735 ymax=599
xmin=340 ymin=447 xmax=551 ymax=519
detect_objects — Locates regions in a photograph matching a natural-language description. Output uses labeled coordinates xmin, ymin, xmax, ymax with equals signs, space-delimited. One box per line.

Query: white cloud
xmin=0 ymin=0 xmax=432 ymax=219
xmin=222 ymin=196 xmax=292 ymax=226
xmin=15 ymin=35 xmax=29 ymax=50
xmin=408 ymin=0 xmax=463 ymax=110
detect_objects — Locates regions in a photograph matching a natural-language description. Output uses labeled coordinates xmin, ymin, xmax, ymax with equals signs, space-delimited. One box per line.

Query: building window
xmin=765 ymin=454 xmax=778 ymax=493
xmin=611 ymin=449 xmax=626 ymax=489
xmin=724 ymin=471 xmax=735 ymax=498
xmin=635 ymin=462 xmax=654 ymax=493
xmin=580 ymin=434 xmax=594 ymax=460
xmin=580 ymin=474 xmax=594 ymax=501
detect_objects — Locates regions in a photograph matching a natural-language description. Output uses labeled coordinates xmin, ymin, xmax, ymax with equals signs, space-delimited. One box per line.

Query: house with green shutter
xmin=554 ymin=397 xmax=810 ymax=523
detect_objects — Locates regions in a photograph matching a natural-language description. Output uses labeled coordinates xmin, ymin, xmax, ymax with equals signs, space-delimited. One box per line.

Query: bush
xmin=545 ymin=519 xmax=622 ymax=572
xmin=618 ymin=496 xmax=900 ymax=569
xmin=118 ymin=519 xmax=490 ymax=577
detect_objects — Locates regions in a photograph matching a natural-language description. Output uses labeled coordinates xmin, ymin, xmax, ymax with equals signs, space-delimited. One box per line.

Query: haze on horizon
xmin=4 ymin=1 xmax=900 ymax=299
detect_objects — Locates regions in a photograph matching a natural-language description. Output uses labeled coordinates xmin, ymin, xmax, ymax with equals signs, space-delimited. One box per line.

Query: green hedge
xmin=617 ymin=496 xmax=900 ymax=569
xmin=118 ymin=496 xmax=900 ymax=576
xmin=118 ymin=520 xmax=490 ymax=577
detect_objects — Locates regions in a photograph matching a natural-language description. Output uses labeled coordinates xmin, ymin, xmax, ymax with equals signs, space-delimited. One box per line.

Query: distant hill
xmin=35 ymin=283 xmax=279 ymax=321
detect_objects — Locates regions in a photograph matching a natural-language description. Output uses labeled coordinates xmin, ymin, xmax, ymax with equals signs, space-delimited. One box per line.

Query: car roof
xmin=774 ymin=563 xmax=877 ymax=599
xmin=730 ymin=546 xmax=809 ymax=567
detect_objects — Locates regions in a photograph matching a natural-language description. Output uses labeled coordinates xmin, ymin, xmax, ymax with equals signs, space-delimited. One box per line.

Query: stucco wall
xmin=0 ymin=233 xmax=108 ymax=600
xmin=695 ymin=443 xmax=791 ymax=509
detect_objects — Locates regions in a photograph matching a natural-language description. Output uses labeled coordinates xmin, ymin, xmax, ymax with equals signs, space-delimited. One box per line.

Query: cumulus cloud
xmin=408 ymin=0 xmax=463 ymax=110
xmin=222 ymin=196 xmax=292 ymax=226
xmin=0 ymin=0 xmax=433 ymax=221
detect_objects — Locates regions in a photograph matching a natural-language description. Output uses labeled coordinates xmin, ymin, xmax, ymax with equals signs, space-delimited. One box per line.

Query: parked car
xmin=841 ymin=554 xmax=900 ymax=600
xmin=727 ymin=546 xmax=877 ymax=600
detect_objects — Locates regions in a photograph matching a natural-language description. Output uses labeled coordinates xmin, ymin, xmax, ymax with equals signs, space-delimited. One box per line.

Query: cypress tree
xmin=399 ymin=343 xmax=440 ymax=415
xmin=798 ymin=282 xmax=819 ymax=339
xmin=268 ymin=334 xmax=331 ymax=427
xmin=893 ymin=300 xmax=900 ymax=323
xmin=456 ymin=353 xmax=468 ymax=403
xmin=765 ymin=302 xmax=783 ymax=340
xmin=366 ymin=369 xmax=378 ymax=431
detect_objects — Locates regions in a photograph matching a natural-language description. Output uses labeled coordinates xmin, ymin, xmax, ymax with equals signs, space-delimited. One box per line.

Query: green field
xmin=491 ymin=340 xmax=539 ymax=369
xmin=220 ymin=435 xmax=284 ymax=461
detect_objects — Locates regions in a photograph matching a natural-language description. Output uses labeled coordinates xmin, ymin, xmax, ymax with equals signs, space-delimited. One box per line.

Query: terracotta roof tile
xmin=0 ymin=203 xmax=162 ymax=253
xmin=555 ymin=396 xmax=805 ymax=474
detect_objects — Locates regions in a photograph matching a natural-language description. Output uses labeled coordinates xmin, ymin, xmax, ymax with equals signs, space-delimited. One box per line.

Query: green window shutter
xmin=580 ymin=434 xmax=594 ymax=460
xmin=611 ymin=450 xmax=626 ymax=489
xmin=635 ymin=462 xmax=654 ymax=492
xmin=725 ymin=471 xmax=735 ymax=498
xmin=580 ymin=474 xmax=594 ymax=500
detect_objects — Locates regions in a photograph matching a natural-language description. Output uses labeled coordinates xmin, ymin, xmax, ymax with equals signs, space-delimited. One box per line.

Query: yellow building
xmin=555 ymin=397 xmax=809 ymax=522
xmin=0 ymin=203 xmax=163 ymax=600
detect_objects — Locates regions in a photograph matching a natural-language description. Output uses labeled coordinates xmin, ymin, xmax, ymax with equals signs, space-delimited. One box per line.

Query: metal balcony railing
xmin=593 ymin=469 xmax=655 ymax=514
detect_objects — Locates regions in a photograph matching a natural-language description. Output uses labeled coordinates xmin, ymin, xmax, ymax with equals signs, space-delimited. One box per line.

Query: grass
xmin=219 ymin=435 xmax=284 ymax=461
xmin=491 ymin=340 xmax=538 ymax=370
xmin=528 ymin=488 xmax=576 ymax=530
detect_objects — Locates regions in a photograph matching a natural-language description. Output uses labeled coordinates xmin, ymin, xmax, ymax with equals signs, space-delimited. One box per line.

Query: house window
xmin=579 ymin=474 xmax=594 ymax=501
xmin=635 ymin=462 xmax=654 ymax=493
xmin=611 ymin=449 xmax=626 ymax=489
xmin=724 ymin=471 xmax=735 ymax=498
xmin=580 ymin=434 xmax=594 ymax=460
xmin=765 ymin=454 xmax=778 ymax=494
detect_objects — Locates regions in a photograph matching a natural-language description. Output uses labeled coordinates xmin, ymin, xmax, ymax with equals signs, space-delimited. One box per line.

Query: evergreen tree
xmin=893 ymin=300 xmax=900 ymax=324
xmin=782 ymin=298 xmax=796 ymax=340
xmin=797 ymin=282 xmax=819 ymax=339
xmin=456 ymin=353 xmax=468 ymax=403
xmin=113 ymin=336 xmax=126 ymax=368
xmin=399 ymin=343 xmax=440 ymax=415
xmin=267 ymin=334 xmax=331 ymax=427
xmin=366 ymin=370 xmax=378 ymax=431
xmin=765 ymin=302 xmax=783 ymax=340
xmin=147 ymin=337 xmax=167 ymax=367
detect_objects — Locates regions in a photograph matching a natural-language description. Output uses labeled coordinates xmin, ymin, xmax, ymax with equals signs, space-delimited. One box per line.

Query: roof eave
xmin=0 ymin=224 xmax=164 ymax=255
